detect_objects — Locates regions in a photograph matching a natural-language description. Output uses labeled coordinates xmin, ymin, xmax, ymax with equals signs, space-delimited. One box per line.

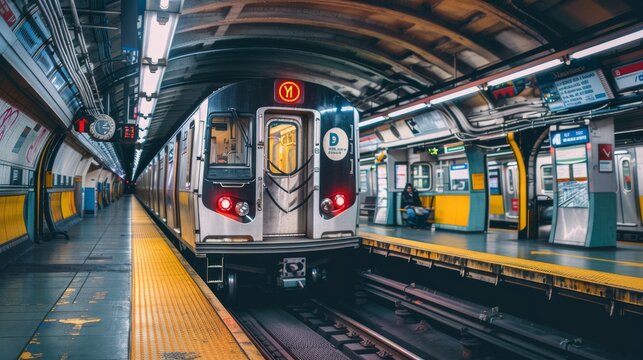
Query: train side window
xmin=411 ymin=163 xmax=431 ymax=191
xmin=359 ymin=170 xmax=368 ymax=193
xmin=622 ymin=159 xmax=632 ymax=192
xmin=267 ymin=121 xmax=298 ymax=175
xmin=541 ymin=165 xmax=553 ymax=192
xmin=206 ymin=114 xmax=253 ymax=180
xmin=185 ymin=123 xmax=195 ymax=188
xmin=488 ymin=168 xmax=501 ymax=195
xmin=507 ymin=167 xmax=515 ymax=194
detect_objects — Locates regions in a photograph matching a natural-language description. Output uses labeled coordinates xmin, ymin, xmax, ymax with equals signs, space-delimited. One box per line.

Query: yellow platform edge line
xmin=130 ymin=199 xmax=263 ymax=360
xmin=360 ymin=231 xmax=643 ymax=292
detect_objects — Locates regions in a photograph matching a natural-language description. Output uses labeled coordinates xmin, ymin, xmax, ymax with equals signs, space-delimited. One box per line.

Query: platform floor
xmin=0 ymin=196 xmax=260 ymax=360
xmin=359 ymin=221 xmax=643 ymax=310
xmin=360 ymin=222 xmax=643 ymax=279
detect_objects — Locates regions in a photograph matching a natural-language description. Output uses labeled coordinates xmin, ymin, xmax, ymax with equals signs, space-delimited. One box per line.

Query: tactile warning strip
xmin=360 ymin=232 xmax=643 ymax=306
xmin=130 ymin=200 xmax=261 ymax=360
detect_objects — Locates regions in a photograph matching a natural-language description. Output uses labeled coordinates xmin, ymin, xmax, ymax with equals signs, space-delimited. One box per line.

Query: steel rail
xmin=359 ymin=272 xmax=613 ymax=360
xmin=310 ymin=298 xmax=424 ymax=360
xmin=233 ymin=311 xmax=298 ymax=360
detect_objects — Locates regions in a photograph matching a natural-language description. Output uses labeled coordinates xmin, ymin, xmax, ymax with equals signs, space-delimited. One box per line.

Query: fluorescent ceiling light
xmin=138 ymin=97 xmax=157 ymax=117
xmin=488 ymin=59 xmax=563 ymax=86
xmin=138 ymin=116 xmax=151 ymax=129
xmin=142 ymin=12 xmax=178 ymax=62
xmin=140 ymin=66 xmax=165 ymax=97
xmin=387 ymin=103 xmax=428 ymax=118
xmin=429 ymin=86 xmax=479 ymax=105
xmin=358 ymin=115 xmax=387 ymax=128
xmin=571 ymin=29 xmax=643 ymax=59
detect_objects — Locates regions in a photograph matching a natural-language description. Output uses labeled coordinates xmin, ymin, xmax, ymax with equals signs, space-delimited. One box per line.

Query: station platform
xmin=0 ymin=196 xmax=261 ymax=360
xmin=359 ymin=222 xmax=643 ymax=314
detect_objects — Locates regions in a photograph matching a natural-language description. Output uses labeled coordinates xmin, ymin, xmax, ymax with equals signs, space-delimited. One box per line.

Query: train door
xmin=167 ymin=135 xmax=181 ymax=232
xmin=615 ymin=152 xmax=638 ymax=227
xmin=504 ymin=164 xmax=519 ymax=219
xmin=263 ymin=114 xmax=310 ymax=236
xmin=159 ymin=149 xmax=167 ymax=222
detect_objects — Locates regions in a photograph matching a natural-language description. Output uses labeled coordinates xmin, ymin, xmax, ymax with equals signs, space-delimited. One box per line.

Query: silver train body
xmin=136 ymin=79 xmax=360 ymax=289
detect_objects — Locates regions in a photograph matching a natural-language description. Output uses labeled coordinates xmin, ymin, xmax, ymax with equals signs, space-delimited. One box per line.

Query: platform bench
xmin=360 ymin=196 xmax=377 ymax=219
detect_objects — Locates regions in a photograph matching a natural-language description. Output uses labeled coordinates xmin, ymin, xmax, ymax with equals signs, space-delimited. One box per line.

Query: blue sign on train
xmin=550 ymin=127 xmax=589 ymax=148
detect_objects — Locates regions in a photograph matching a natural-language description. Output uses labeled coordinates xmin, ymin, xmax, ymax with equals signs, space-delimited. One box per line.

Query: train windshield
xmin=206 ymin=114 xmax=254 ymax=180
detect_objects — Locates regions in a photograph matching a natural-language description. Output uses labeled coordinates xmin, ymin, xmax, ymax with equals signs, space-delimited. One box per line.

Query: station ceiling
xmin=65 ymin=0 xmax=642 ymax=176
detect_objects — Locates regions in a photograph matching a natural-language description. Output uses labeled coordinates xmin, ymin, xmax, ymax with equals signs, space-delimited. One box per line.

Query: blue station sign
xmin=550 ymin=127 xmax=589 ymax=148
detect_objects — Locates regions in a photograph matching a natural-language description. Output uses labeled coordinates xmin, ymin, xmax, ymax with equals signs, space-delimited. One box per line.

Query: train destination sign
xmin=550 ymin=127 xmax=589 ymax=148
xmin=275 ymin=79 xmax=304 ymax=104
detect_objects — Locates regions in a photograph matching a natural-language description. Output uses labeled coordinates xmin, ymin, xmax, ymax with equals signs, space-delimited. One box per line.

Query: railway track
xmin=232 ymin=300 xmax=429 ymax=360
xmin=226 ymin=268 xmax=625 ymax=360
xmin=357 ymin=271 xmax=616 ymax=360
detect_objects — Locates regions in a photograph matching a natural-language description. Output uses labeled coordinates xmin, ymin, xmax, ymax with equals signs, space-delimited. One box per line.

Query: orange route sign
xmin=275 ymin=80 xmax=304 ymax=104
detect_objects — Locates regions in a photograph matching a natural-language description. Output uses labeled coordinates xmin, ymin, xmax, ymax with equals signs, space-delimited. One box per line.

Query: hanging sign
xmin=539 ymin=67 xmax=613 ymax=111
xmin=612 ymin=60 xmax=643 ymax=91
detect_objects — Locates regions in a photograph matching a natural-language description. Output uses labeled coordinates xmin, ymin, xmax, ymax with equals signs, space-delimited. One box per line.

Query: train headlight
xmin=218 ymin=196 xmax=233 ymax=212
xmin=320 ymin=198 xmax=333 ymax=214
xmin=333 ymin=194 xmax=346 ymax=208
xmin=235 ymin=201 xmax=249 ymax=217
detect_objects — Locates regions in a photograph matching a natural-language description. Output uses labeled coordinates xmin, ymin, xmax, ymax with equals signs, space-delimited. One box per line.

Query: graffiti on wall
xmin=0 ymin=98 xmax=50 ymax=169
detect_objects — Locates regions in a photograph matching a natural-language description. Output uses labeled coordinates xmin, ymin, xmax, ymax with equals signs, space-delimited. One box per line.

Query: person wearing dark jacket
xmin=401 ymin=183 xmax=428 ymax=228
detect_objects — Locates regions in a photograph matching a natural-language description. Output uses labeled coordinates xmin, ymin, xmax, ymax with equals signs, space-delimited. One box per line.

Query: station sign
xmin=275 ymin=79 xmax=304 ymax=105
xmin=549 ymin=127 xmax=589 ymax=148
xmin=612 ymin=60 xmax=643 ymax=91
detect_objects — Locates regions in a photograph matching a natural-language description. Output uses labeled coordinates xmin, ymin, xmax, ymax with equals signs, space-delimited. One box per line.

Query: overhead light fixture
xmin=571 ymin=29 xmax=643 ymax=59
xmin=488 ymin=59 xmax=564 ymax=86
xmin=429 ymin=86 xmax=479 ymax=105
xmin=141 ymin=12 xmax=179 ymax=63
xmin=387 ymin=103 xmax=429 ymax=118
xmin=140 ymin=66 xmax=165 ymax=98
xmin=358 ymin=115 xmax=387 ymax=128
xmin=138 ymin=116 xmax=151 ymax=129
xmin=138 ymin=98 xmax=157 ymax=117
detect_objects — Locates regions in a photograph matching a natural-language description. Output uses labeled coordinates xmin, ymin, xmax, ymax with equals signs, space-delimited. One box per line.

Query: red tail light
xmin=333 ymin=194 xmax=346 ymax=208
xmin=218 ymin=196 xmax=233 ymax=212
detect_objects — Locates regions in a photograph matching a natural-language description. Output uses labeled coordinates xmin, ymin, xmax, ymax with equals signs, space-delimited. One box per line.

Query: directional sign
xmin=550 ymin=127 xmax=589 ymax=148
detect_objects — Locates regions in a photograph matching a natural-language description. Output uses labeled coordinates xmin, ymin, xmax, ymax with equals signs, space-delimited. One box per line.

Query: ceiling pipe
xmin=37 ymin=0 xmax=96 ymax=112
xmin=67 ymin=0 xmax=104 ymax=112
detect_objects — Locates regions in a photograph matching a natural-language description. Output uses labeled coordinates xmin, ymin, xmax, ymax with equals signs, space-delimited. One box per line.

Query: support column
xmin=507 ymin=128 xmax=550 ymax=240
xmin=465 ymin=146 xmax=487 ymax=232
xmin=548 ymin=118 xmax=616 ymax=247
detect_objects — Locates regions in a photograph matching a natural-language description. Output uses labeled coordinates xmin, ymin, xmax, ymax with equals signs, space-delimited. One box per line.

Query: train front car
xmin=197 ymin=79 xmax=359 ymax=292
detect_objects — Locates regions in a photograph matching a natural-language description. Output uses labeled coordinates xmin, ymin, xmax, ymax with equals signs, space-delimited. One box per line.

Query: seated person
xmin=401 ymin=183 xmax=430 ymax=228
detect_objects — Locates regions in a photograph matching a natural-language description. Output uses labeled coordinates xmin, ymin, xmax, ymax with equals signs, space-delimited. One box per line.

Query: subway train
xmin=136 ymin=79 xmax=360 ymax=297
xmin=360 ymin=144 xmax=643 ymax=240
